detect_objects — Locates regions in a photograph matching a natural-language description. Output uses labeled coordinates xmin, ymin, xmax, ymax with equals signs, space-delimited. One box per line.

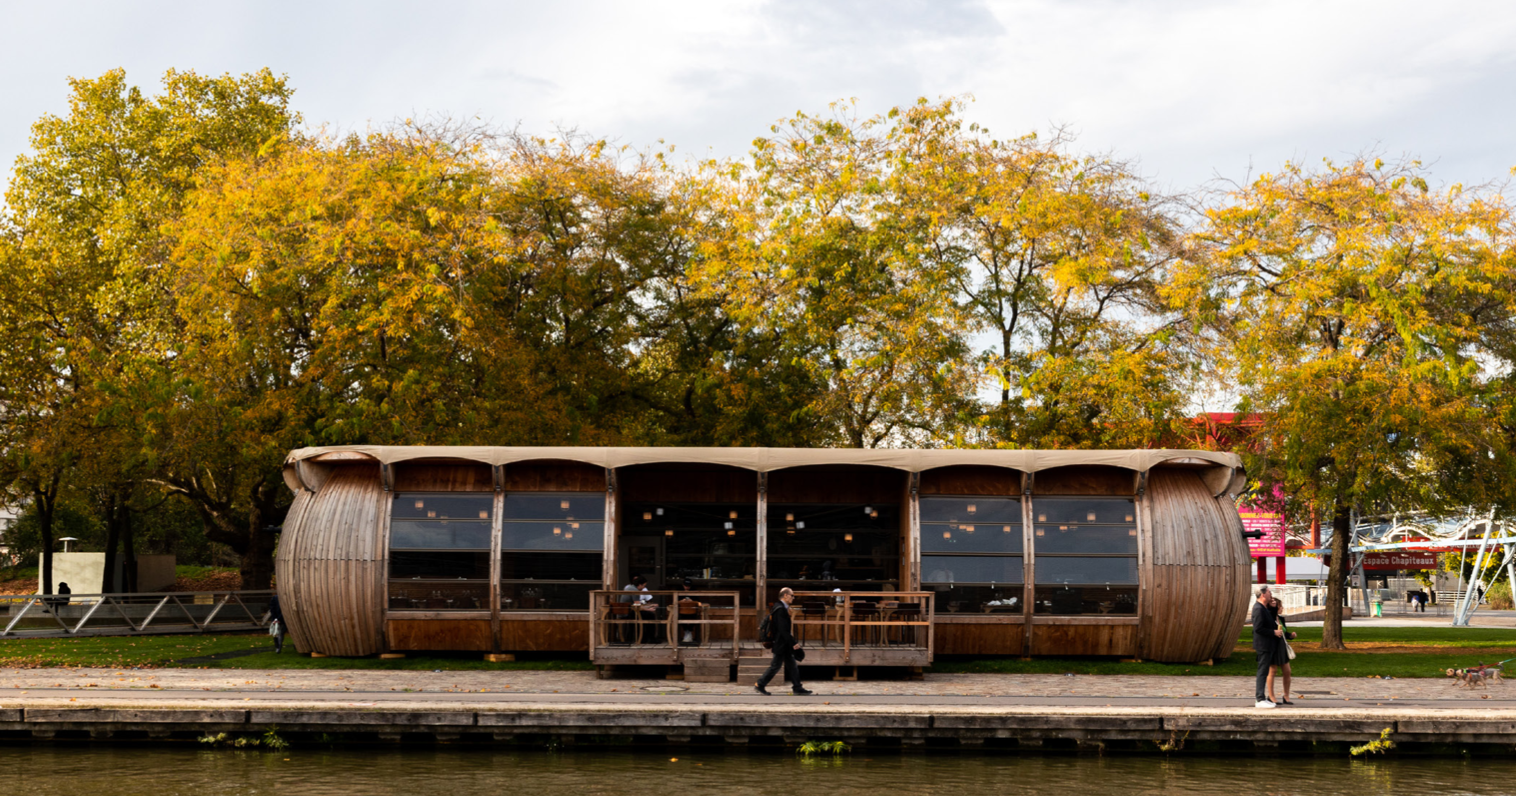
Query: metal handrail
xmin=0 ymin=590 xmax=275 ymax=639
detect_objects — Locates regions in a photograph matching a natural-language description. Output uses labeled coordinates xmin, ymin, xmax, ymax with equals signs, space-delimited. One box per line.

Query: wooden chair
xmin=607 ymin=602 xmax=632 ymax=645
xmin=675 ymin=599 xmax=703 ymax=646
xmin=890 ymin=602 xmax=922 ymax=646
xmin=799 ymin=601 xmax=829 ymax=646
xmin=850 ymin=601 xmax=881 ymax=646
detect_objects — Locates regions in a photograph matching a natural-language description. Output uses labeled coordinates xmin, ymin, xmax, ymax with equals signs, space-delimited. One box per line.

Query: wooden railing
xmin=0 ymin=591 xmax=275 ymax=638
xmin=788 ymin=591 xmax=934 ymax=659
xmin=588 ymin=590 xmax=742 ymax=658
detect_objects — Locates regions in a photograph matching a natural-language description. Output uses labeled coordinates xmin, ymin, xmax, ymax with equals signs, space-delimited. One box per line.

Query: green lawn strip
xmin=0 ymin=634 xmax=268 ymax=668
xmin=196 ymin=651 xmax=593 ymax=671
xmin=1262 ymin=627 xmax=1516 ymax=648
xmin=930 ymin=650 xmax=1514 ymax=678
xmin=173 ymin=565 xmax=237 ymax=579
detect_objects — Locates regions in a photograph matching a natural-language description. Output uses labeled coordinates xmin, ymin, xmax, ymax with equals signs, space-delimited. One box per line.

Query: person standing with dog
xmin=1251 ymin=586 xmax=1283 ymax=708
xmin=754 ymin=587 xmax=813 ymax=696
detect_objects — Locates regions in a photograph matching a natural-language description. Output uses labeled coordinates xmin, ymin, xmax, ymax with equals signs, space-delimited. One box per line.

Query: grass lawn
xmin=2 ymin=626 xmax=1513 ymax=677
xmin=0 ymin=633 xmax=592 ymax=671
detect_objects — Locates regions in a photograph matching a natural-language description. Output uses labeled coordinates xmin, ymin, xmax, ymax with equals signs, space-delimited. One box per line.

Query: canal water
xmin=2 ymin=746 xmax=1508 ymax=795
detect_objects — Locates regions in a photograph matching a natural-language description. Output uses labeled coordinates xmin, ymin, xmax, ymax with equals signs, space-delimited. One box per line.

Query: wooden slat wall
xmin=388 ymin=619 xmax=493 ymax=651
xmin=919 ymin=465 xmax=1021 ymax=495
xmin=617 ymin=465 xmax=757 ymax=503
xmin=1033 ymin=465 xmax=1132 ymax=495
xmin=1140 ymin=468 xmax=1251 ymax=662
xmin=394 ymin=462 xmax=493 ymax=492
xmin=275 ymin=463 xmax=386 ymax=657
xmin=768 ymin=466 xmax=906 ymax=504
xmin=1030 ymin=624 xmax=1138 ymax=656
xmin=503 ymin=461 xmax=605 ymax=492
xmin=934 ymin=623 xmax=1025 ymax=655
xmin=499 ymin=619 xmax=590 ymax=652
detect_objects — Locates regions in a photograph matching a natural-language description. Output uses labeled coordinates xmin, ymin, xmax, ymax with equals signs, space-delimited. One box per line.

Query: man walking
xmin=755 ymin=587 xmax=813 ymax=696
xmin=1251 ymin=586 xmax=1282 ymax=708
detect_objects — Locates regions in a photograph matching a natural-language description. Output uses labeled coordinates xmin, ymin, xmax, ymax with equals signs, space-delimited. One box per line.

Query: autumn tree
xmin=1173 ymin=158 xmax=1516 ymax=648
xmin=691 ymin=102 xmax=977 ymax=447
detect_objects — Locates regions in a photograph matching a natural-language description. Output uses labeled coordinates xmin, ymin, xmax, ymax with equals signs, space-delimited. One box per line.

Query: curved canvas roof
xmin=285 ymin=445 xmax=1246 ymax=496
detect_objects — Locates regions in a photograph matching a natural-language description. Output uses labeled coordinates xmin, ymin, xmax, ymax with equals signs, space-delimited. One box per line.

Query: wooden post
xmin=490 ymin=465 xmax=504 ymax=654
xmin=907 ymin=472 xmax=921 ymax=591
xmin=603 ymin=468 xmax=618 ymax=590
xmin=755 ymin=472 xmax=767 ymax=611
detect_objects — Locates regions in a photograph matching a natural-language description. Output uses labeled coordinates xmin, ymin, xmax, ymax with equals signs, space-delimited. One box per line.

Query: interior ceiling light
xmin=1036 ymin=528 xmax=1045 ymax=537
xmin=553 ymin=526 xmax=562 ymax=536
xmin=1128 ymin=528 xmax=1138 ymax=536
xmin=966 ymin=504 xmax=977 ymax=514
xmin=729 ymin=510 xmax=738 ymax=519
xmin=1002 ymin=525 xmax=1012 ymax=533
xmin=656 ymin=508 xmax=664 ymax=516
xmin=786 ymin=513 xmax=795 ymax=522
xmin=1125 ymin=514 xmax=1134 ymax=522
xmin=943 ymin=530 xmax=952 ymax=540
xmin=560 ymin=500 xmax=571 ymax=510
xmin=414 ymin=500 xmax=424 ymax=509
xmin=1037 ymin=514 xmax=1047 ymax=522
xmin=665 ymin=529 xmax=674 ymax=537
xmin=964 ymin=525 xmax=975 ymax=533
xmin=724 ymin=522 xmax=733 ymax=530
xmin=478 ymin=510 xmax=488 ymax=519
xmin=796 ymin=521 xmax=805 ymax=530
xmin=844 ymin=533 xmax=853 ymax=543
xmin=565 ymin=531 xmax=573 ymax=540
xmin=643 ymin=512 xmax=653 ymax=521
xmin=727 ymin=529 xmax=736 ymax=537
xmin=1087 ymin=512 xmax=1097 ymax=522
xmin=427 ymin=510 xmax=436 ymax=518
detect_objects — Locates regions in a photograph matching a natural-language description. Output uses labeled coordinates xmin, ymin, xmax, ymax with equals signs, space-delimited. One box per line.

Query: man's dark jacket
xmin=1250 ymin=600 xmax=1277 ymax=654
xmin=768 ymin=601 xmax=796 ymax=649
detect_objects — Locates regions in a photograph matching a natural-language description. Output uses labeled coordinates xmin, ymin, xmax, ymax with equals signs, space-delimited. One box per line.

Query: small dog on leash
xmin=1446 ymin=664 xmax=1504 ymax=688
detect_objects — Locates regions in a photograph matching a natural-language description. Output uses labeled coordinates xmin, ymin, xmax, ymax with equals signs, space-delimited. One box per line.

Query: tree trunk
xmin=36 ymin=486 xmax=58 ymax=596
xmin=101 ymin=493 xmax=122 ymax=593
xmin=1320 ymin=501 xmax=1352 ymax=650
xmin=122 ymin=508 xmax=139 ymax=593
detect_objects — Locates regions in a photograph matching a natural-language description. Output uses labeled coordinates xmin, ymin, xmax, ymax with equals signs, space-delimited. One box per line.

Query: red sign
xmin=1239 ymin=508 xmax=1286 ymax=557
xmin=1362 ymin=551 xmax=1439 ymax=571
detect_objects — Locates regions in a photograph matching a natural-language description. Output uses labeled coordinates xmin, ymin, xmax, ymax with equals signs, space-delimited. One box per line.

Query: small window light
xmin=479 ymin=510 xmax=488 ymax=519
xmin=561 ymin=500 xmax=571 ymax=510
xmin=1036 ymin=528 xmax=1045 ymax=537
xmin=727 ymin=529 xmax=737 ymax=537
xmin=1059 ymin=525 xmax=1068 ymax=531
xmin=1037 ymin=514 xmax=1047 ymax=522
xmin=863 ymin=506 xmax=872 ymax=515
xmin=1128 ymin=528 xmax=1138 ymax=537
xmin=943 ymin=530 xmax=952 ymax=540
xmin=787 ymin=528 xmax=796 ymax=536
xmin=796 ymin=521 xmax=805 ymax=530
xmin=870 ymin=509 xmax=879 ymax=518
xmin=553 ymin=526 xmax=562 ymax=536
xmin=729 ymin=510 xmax=738 ymax=519
xmin=964 ymin=525 xmax=975 ymax=534
xmin=966 ymin=504 xmax=977 ymax=514
xmin=1087 ymin=511 xmax=1097 ymax=522
xmin=570 ymin=522 xmax=579 ymax=529
xmin=414 ymin=500 xmax=425 ymax=509
xmin=643 ymin=512 xmax=653 ymax=521
xmin=844 ymin=533 xmax=853 ymax=543
xmin=427 ymin=510 xmax=437 ymax=518
xmin=786 ymin=513 xmax=795 ymax=522
xmin=565 ymin=531 xmax=574 ymax=540
xmin=656 ymin=508 xmax=664 ymax=516
xmin=1125 ymin=514 xmax=1134 ymax=522
xmin=724 ymin=522 xmax=733 ymax=530
xmin=665 ymin=529 xmax=674 ymax=537
xmin=1002 ymin=525 xmax=1012 ymax=533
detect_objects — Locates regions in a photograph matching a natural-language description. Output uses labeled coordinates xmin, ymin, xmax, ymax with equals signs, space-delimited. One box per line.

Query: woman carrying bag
xmin=1268 ymin=596 xmax=1297 ymax=705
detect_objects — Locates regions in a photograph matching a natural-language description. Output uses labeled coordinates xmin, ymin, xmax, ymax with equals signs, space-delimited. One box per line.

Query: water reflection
xmin=0 ymin=746 xmax=1501 ymax=796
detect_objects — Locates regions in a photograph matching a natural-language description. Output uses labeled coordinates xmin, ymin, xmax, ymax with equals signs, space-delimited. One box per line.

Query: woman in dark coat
xmin=1268 ymin=596 xmax=1297 ymax=704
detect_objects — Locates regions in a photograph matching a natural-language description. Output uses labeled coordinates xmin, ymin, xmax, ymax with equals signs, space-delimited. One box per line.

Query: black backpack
xmin=757 ymin=603 xmax=779 ymax=648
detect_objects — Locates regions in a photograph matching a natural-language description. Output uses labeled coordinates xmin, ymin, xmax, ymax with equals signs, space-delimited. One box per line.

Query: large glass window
xmin=921 ymin=496 xmax=1023 ymax=614
xmin=1032 ymin=497 xmax=1138 ymax=615
xmin=767 ymin=503 xmax=899 ymax=603
xmin=500 ymin=492 xmax=604 ymax=611
xmin=388 ymin=493 xmax=493 ymax=611
xmin=626 ymin=502 xmax=757 ymax=606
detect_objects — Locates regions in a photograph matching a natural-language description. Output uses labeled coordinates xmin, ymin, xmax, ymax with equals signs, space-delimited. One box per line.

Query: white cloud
xmin=2 ymin=0 xmax=1514 ymax=194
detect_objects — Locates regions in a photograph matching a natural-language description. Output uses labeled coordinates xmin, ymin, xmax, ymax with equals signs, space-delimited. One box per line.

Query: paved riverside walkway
xmin=4 ymin=667 xmax=1515 ymax=710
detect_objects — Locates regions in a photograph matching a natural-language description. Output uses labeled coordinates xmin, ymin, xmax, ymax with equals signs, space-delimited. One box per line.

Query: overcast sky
xmin=3 ymin=0 xmax=1515 ymax=195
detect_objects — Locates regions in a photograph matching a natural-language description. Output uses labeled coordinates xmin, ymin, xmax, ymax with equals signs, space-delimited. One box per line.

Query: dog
xmin=1446 ymin=665 xmax=1504 ymax=688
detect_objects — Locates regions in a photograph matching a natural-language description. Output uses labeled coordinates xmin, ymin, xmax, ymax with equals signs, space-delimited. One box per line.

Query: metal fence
xmin=0 ymin=590 xmax=274 ymax=639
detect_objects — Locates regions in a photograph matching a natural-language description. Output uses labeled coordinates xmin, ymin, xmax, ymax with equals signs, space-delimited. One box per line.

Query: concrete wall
xmin=38 ymin=553 xmax=176 ymax=594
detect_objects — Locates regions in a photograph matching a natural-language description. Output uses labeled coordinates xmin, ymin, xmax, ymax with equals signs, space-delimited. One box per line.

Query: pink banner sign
xmin=1239 ymin=508 xmax=1287 ymax=557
